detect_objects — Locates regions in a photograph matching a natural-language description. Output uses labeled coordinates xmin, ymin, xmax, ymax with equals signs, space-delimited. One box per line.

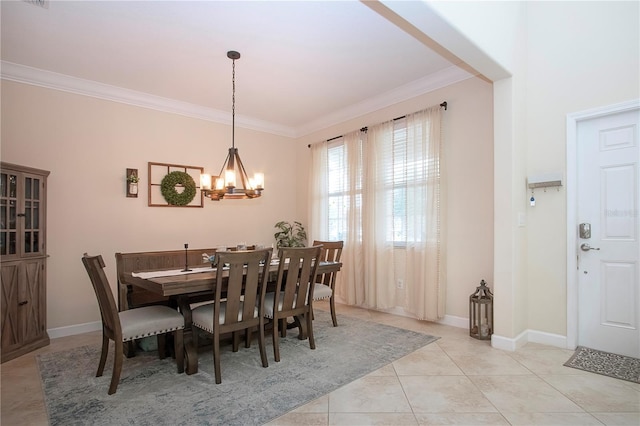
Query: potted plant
xmin=274 ymin=221 xmax=307 ymax=248
xmin=127 ymin=173 xmax=140 ymax=195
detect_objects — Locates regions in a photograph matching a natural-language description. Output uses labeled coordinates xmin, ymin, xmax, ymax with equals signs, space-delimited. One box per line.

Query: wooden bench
xmin=115 ymin=247 xmax=219 ymax=357
xmin=115 ymin=248 xmax=220 ymax=311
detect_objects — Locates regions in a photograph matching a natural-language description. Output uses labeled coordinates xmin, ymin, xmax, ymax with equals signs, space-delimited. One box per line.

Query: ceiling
xmin=1 ymin=0 xmax=474 ymax=137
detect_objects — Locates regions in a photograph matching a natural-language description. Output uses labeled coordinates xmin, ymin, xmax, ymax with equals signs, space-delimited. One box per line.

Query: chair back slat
xmin=214 ymin=249 xmax=272 ymax=328
xmin=275 ymin=246 xmax=322 ymax=313
xmin=313 ymin=240 xmax=343 ymax=263
xmin=82 ymin=253 xmax=122 ymax=341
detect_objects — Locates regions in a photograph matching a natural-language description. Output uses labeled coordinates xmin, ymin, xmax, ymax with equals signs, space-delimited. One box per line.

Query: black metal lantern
xmin=469 ymin=279 xmax=493 ymax=340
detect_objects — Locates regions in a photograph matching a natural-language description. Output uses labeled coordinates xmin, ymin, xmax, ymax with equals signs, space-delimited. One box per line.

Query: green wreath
xmin=160 ymin=171 xmax=197 ymax=206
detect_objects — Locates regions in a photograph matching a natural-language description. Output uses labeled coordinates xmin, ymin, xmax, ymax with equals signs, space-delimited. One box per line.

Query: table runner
xmin=131 ymin=266 xmax=214 ymax=279
xmin=131 ymin=259 xmax=282 ymax=279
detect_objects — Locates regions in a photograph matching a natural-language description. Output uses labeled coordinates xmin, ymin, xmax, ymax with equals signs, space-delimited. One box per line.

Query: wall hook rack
xmin=527 ymin=173 xmax=563 ymax=190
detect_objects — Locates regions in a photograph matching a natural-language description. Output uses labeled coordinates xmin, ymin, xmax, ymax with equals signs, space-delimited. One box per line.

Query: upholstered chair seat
xmin=192 ymin=302 xmax=259 ymax=333
xmin=119 ymin=306 xmax=184 ymax=342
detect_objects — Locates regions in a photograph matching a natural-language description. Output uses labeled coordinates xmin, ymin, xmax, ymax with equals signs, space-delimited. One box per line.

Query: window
xmin=310 ymin=105 xmax=443 ymax=318
xmin=325 ymin=118 xmax=432 ymax=245
xmin=384 ymin=119 xmax=429 ymax=244
xmin=326 ymin=139 xmax=362 ymax=242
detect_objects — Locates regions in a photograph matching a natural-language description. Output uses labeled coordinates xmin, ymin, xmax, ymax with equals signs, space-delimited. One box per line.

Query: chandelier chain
xmin=231 ymin=58 xmax=236 ymax=149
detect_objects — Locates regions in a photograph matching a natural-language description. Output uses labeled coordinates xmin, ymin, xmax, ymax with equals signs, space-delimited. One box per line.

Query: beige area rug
xmin=37 ymin=310 xmax=439 ymax=426
xmin=564 ymin=346 xmax=640 ymax=384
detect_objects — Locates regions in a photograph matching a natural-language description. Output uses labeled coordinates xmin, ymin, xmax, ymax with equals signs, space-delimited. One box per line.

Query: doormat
xmin=564 ymin=346 xmax=640 ymax=384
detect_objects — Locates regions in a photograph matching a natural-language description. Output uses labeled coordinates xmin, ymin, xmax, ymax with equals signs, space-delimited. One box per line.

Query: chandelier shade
xmin=201 ymin=50 xmax=263 ymax=201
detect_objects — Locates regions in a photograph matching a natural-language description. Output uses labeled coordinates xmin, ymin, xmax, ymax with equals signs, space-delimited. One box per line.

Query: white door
xmin=577 ymin=108 xmax=640 ymax=358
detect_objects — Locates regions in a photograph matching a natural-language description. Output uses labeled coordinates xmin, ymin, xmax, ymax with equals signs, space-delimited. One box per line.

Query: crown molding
xmin=295 ymin=65 xmax=475 ymax=137
xmin=2 ymin=61 xmax=473 ymax=139
xmin=1 ymin=61 xmax=296 ymax=138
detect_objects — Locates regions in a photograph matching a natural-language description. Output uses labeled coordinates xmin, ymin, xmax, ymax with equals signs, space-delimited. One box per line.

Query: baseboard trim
xmin=491 ymin=329 xmax=568 ymax=351
xmin=527 ymin=329 xmax=568 ymax=348
xmin=48 ymin=321 xmax=101 ymax=339
xmin=437 ymin=314 xmax=467 ymax=329
xmin=491 ymin=330 xmax=528 ymax=351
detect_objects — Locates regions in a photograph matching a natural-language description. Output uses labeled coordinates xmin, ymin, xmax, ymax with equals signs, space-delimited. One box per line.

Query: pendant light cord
xmin=231 ymin=57 xmax=236 ymax=150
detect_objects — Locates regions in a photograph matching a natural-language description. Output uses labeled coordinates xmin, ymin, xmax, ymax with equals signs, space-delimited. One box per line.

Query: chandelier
xmin=200 ymin=51 xmax=264 ymax=200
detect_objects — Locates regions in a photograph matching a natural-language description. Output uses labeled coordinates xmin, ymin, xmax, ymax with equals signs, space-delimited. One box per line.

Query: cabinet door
xmin=1 ymin=259 xmax=47 ymax=360
xmin=0 ymin=262 xmax=20 ymax=353
xmin=0 ymin=170 xmax=46 ymax=259
xmin=20 ymin=258 xmax=47 ymax=343
xmin=0 ymin=170 xmax=19 ymax=258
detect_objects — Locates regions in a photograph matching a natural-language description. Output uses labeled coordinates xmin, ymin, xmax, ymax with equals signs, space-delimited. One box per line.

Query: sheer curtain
xmin=309 ymin=131 xmax=366 ymax=305
xmin=399 ymin=107 xmax=445 ymax=320
xmin=308 ymin=141 xmax=328 ymax=240
xmin=309 ymin=104 xmax=445 ymax=320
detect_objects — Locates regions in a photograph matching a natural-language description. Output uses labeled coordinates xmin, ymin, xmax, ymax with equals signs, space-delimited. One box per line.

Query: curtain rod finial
xmin=440 ymin=101 xmax=447 ymax=110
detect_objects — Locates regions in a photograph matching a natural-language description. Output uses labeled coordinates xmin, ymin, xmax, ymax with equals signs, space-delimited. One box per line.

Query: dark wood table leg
xmin=176 ymin=295 xmax=198 ymax=375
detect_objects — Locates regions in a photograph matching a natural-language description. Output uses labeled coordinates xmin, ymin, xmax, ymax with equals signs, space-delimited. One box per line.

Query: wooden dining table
xmin=120 ymin=260 xmax=342 ymax=374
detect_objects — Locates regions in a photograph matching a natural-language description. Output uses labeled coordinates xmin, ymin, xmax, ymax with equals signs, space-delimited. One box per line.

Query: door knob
xmin=580 ymin=243 xmax=600 ymax=252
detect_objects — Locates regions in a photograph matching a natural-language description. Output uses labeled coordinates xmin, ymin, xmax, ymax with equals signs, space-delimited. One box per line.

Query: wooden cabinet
xmin=1 ymin=162 xmax=50 ymax=362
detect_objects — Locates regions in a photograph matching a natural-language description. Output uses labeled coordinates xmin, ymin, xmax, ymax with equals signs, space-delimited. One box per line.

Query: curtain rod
xmin=308 ymin=101 xmax=447 ymax=147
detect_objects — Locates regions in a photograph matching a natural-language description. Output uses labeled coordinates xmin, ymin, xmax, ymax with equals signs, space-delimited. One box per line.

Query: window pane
xmin=328 ymin=144 xmax=346 ymax=193
xmin=0 ymin=173 xmax=6 ymax=198
xmin=25 ymin=231 xmax=32 ymax=253
xmin=1 ymin=200 xmax=6 ymax=230
xmin=25 ymin=201 xmax=32 ymax=229
xmin=33 ymin=231 xmax=39 ymax=253
xmin=33 ymin=202 xmax=40 ymax=229
xmin=9 ymin=231 xmax=16 ymax=255
xmin=9 ymin=175 xmax=16 ymax=198
xmin=33 ymin=178 xmax=40 ymax=200
xmin=25 ymin=177 xmax=32 ymax=199
xmin=9 ymin=200 xmax=16 ymax=230
xmin=327 ymin=142 xmax=348 ymax=242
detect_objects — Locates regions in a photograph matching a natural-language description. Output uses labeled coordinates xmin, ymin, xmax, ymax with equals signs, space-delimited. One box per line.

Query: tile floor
xmin=2 ymin=301 xmax=639 ymax=426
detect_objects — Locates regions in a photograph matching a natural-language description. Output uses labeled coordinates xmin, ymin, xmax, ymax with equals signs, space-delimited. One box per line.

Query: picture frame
xmin=148 ymin=162 xmax=204 ymax=208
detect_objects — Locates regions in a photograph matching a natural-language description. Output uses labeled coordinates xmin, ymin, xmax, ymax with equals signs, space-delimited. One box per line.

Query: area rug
xmin=564 ymin=346 xmax=640 ymax=384
xmin=38 ymin=311 xmax=438 ymax=425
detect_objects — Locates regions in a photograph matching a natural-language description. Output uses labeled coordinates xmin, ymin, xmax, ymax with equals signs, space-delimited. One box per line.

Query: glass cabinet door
xmin=0 ymin=170 xmax=45 ymax=258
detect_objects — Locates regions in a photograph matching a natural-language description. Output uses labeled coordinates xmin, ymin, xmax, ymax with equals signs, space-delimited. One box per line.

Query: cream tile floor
xmin=2 ymin=302 xmax=639 ymax=426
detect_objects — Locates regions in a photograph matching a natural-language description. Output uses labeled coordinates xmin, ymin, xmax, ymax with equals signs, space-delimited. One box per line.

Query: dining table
xmin=121 ymin=259 xmax=342 ymax=374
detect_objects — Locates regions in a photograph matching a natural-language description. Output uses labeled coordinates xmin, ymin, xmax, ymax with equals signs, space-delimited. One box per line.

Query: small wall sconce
xmin=126 ymin=168 xmax=139 ymax=198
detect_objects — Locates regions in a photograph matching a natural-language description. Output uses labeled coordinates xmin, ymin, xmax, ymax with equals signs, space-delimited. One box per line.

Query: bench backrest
xmin=115 ymin=248 xmax=218 ymax=311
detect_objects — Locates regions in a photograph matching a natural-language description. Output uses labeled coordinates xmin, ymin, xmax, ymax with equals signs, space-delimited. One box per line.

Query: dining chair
xmin=191 ymin=248 xmax=273 ymax=384
xmin=311 ymin=240 xmax=343 ymax=327
xmin=264 ymin=245 xmax=322 ymax=362
xmin=81 ymin=253 xmax=185 ymax=395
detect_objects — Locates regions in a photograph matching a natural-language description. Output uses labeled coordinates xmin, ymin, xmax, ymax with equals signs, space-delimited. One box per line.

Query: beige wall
xmin=1 ymin=81 xmax=298 ymax=329
xmin=295 ymin=76 xmax=495 ymax=321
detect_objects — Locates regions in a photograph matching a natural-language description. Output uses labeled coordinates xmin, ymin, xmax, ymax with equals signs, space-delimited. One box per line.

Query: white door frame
xmin=566 ymin=99 xmax=640 ymax=350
